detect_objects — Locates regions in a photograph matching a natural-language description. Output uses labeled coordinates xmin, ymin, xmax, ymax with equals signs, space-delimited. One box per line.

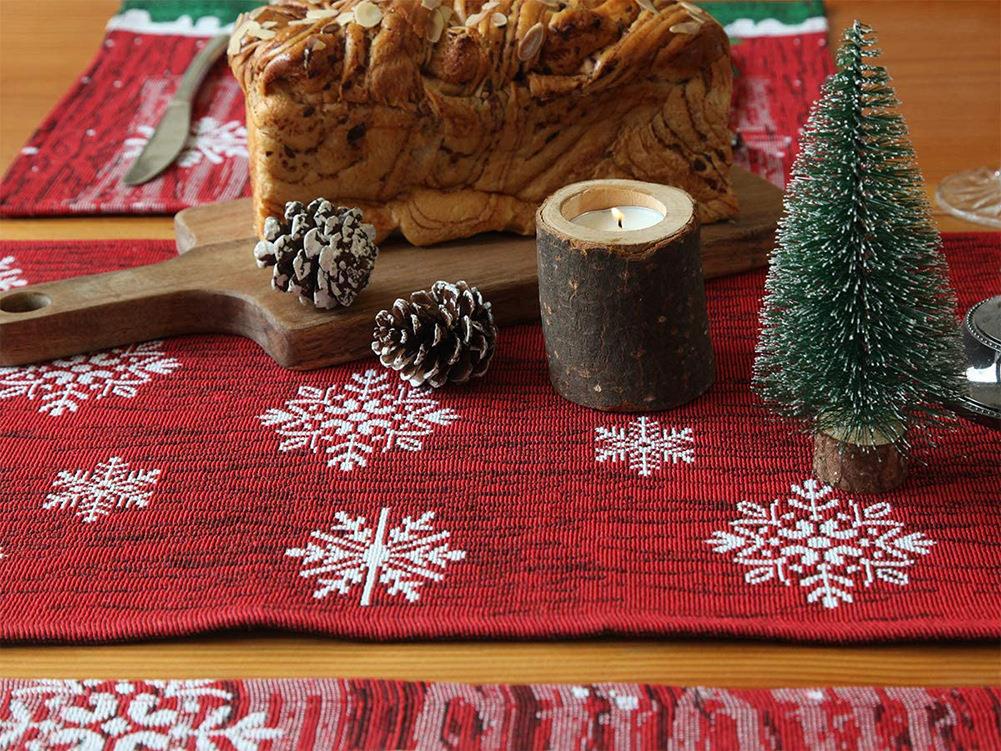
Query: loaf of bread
xmin=229 ymin=0 xmax=736 ymax=245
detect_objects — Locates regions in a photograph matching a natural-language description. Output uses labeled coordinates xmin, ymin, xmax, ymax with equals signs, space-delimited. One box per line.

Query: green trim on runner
xmin=114 ymin=0 xmax=827 ymax=37
xmin=119 ymin=0 xmax=260 ymax=23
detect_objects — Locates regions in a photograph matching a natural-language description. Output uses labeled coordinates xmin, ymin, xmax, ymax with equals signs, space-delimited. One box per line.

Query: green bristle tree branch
xmin=753 ymin=20 xmax=964 ymax=449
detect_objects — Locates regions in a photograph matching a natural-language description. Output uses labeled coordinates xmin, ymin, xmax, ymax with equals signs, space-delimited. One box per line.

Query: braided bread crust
xmin=230 ymin=0 xmax=736 ymax=245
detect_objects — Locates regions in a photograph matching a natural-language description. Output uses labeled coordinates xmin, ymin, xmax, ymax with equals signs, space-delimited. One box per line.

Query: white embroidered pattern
xmin=259 ymin=369 xmax=459 ymax=471
xmin=286 ymin=507 xmax=466 ymax=606
xmin=0 ymin=341 xmax=180 ymax=417
xmin=0 ymin=680 xmax=282 ymax=751
xmin=123 ymin=116 xmax=248 ymax=169
xmin=594 ymin=416 xmax=695 ymax=476
xmin=706 ymin=478 xmax=935 ymax=609
xmin=44 ymin=457 xmax=161 ymax=524
xmin=0 ymin=255 xmax=26 ymax=291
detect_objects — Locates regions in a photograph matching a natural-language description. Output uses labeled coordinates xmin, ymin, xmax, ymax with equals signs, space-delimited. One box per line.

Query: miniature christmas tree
xmin=753 ymin=20 xmax=964 ymax=493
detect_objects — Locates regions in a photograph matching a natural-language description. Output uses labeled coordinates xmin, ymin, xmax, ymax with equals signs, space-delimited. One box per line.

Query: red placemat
xmin=2 ymin=679 xmax=997 ymax=749
xmin=0 ymin=1 xmax=834 ymax=217
xmin=1 ymin=234 xmax=998 ymax=644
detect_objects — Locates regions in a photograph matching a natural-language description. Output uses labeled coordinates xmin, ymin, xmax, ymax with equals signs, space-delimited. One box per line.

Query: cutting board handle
xmin=0 ymin=247 xmax=254 ymax=367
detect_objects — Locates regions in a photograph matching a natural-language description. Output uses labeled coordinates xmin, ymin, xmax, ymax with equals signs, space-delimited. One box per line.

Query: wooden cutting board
xmin=0 ymin=167 xmax=781 ymax=370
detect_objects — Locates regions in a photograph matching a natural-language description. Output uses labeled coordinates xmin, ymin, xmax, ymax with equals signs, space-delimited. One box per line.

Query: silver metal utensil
xmin=123 ymin=34 xmax=230 ymax=186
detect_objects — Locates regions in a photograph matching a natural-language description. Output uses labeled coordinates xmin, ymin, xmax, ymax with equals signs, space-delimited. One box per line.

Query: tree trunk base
xmin=813 ymin=432 xmax=908 ymax=494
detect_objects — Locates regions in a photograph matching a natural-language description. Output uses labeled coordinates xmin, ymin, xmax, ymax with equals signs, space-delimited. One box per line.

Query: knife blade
xmin=123 ymin=34 xmax=230 ymax=186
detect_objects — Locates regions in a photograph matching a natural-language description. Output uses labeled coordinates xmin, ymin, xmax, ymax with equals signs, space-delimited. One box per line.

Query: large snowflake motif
xmin=286 ymin=507 xmax=466 ymax=606
xmin=124 ymin=116 xmax=247 ymax=170
xmin=706 ymin=478 xmax=935 ymax=609
xmin=0 ymin=679 xmax=282 ymax=751
xmin=44 ymin=456 xmax=161 ymax=524
xmin=0 ymin=255 xmax=26 ymax=291
xmin=594 ymin=416 xmax=694 ymax=476
xmin=259 ymin=369 xmax=459 ymax=471
xmin=0 ymin=340 xmax=180 ymax=417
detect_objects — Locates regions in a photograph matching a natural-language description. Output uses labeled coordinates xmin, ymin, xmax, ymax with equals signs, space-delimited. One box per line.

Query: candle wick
xmin=611 ymin=206 xmax=626 ymax=230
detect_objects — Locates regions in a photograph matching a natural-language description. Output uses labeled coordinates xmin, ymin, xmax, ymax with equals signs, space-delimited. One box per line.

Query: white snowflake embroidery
xmin=124 ymin=116 xmax=248 ymax=170
xmin=259 ymin=369 xmax=459 ymax=471
xmin=706 ymin=478 xmax=935 ymax=609
xmin=0 ymin=255 xmax=26 ymax=291
xmin=0 ymin=679 xmax=282 ymax=751
xmin=286 ymin=507 xmax=466 ymax=606
xmin=44 ymin=456 xmax=161 ymax=524
xmin=594 ymin=416 xmax=694 ymax=476
xmin=0 ymin=340 xmax=180 ymax=417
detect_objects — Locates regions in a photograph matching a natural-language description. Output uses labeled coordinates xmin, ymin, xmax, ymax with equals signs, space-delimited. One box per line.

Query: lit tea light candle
xmin=571 ymin=204 xmax=664 ymax=232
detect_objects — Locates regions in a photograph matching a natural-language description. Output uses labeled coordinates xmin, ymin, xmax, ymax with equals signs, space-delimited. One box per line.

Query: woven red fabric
xmin=0 ymin=25 xmax=832 ymax=217
xmin=0 ymin=235 xmax=998 ymax=643
xmin=2 ymin=679 xmax=998 ymax=750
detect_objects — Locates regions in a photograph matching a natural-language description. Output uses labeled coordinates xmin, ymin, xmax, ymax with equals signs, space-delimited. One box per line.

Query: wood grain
xmin=0 ymin=169 xmax=780 ymax=370
xmin=0 ymin=0 xmax=998 ymax=686
xmin=1 ymin=638 xmax=997 ymax=686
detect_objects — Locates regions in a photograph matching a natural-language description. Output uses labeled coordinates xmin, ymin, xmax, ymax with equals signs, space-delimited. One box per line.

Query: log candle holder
xmin=536 ymin=180 xmax=714 ymax=411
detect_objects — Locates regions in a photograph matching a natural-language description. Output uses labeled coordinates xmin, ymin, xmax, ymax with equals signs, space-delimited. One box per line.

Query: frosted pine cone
xmin=253 ymin=198 xmax=378 ymax=309
xmin=373 ymin=281 xmax=497 ymax=388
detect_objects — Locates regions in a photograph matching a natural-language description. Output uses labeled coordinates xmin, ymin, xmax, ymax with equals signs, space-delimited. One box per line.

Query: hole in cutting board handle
xmin=0 ymin=291 xmax=51 ymax=313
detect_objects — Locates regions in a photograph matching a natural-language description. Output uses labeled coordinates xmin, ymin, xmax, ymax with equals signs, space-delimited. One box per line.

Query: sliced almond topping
xmin=491 ymin=11 xmax=507 ymax=26
xmin=305 ymin=8 xmax=341 ymax=20
xmin=678 ymin=1 xmax=708 ymax=19
xmin=421 ymin=0 xmax=442 ymax=7
xmin=228 ymin=21 xmax=251 ymax=56
xmin=287 ymin=18 xmax=315 ymax=26
xmin=465 ymin=2 xmax=499 ymax=26
xmin=518 ymin=22 xmax=544 ymax=61
xmin=312 ymin=39 xmax=327 ymax=50
xmin=354 ymin=1 xmax=383 ymax=28
xmin=260 ymin=20 xmax=278 ymax=29
xmin=454 ymin=0 xmax=467 ymax=23
xmin=537 ymin=0 xmax=560 ymax=7
xmin=336 ymin=11 xmax=355 ymax=26
xmin=427 ymin=8 xmax=446 ymax=41
xmin=636 ymin=0 xmax=658 ymax=13
xmin=670 ymin=20 xmax=700 ymax=33
xmin=227 ymin=19 xmax=275 ymax=56
xmin=437 ymin=5 xmax=453 ymax=22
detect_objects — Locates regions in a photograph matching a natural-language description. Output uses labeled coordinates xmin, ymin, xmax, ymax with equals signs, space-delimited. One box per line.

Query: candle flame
xmin=611 ymin=206 xmax=625 ymax=228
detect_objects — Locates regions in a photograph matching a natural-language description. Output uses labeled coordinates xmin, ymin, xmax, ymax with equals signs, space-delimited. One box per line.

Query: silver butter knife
xmin=123 ymin=34 xmax=230 ymax=186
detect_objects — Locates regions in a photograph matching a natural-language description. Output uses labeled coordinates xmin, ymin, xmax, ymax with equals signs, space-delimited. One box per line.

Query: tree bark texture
xmin=536 ymin=186 xmax=714 ymax=412
xmin=813 ymin=431 xmax=908 ymax=494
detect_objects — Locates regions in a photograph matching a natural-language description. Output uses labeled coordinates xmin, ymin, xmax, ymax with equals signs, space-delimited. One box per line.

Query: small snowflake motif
xmin=286 ymin=507 xmax=466 ymax=606
xmin=124 ymin=116 xmax=247 ymax=170
xmin=706 ymin=478 xmax=935 ymax=609
xmin=0 ymin=340 xmax=180 ymax=417
xmin=594 ymin=416 xmax=694 ymax=476
xmin=259 ymin=369 xmax=459 ymax=471
xmin=0 ymin=255 xmax=26 ymax=291
xmin=44 ymin=457 xmax=161 ymax=524
xmin=0 ymin=679 xmax=282 ymax=751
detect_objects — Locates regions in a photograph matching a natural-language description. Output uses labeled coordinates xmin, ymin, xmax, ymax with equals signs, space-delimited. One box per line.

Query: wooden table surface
xmin=1 ymin=0 xmax=998 ymax=686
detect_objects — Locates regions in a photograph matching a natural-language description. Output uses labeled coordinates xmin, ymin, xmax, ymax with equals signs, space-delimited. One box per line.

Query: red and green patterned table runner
xmin=2 ymin=679 xmax=997 ymax=750
xmin=1 ymin=234 xmax=997 ymax=644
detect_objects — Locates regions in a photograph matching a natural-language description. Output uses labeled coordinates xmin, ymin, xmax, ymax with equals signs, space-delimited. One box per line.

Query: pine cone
xmin=253 ymin=198 xmax=379 ymax=309
xmin=372 ymin=281 xmax=497 ymax=388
